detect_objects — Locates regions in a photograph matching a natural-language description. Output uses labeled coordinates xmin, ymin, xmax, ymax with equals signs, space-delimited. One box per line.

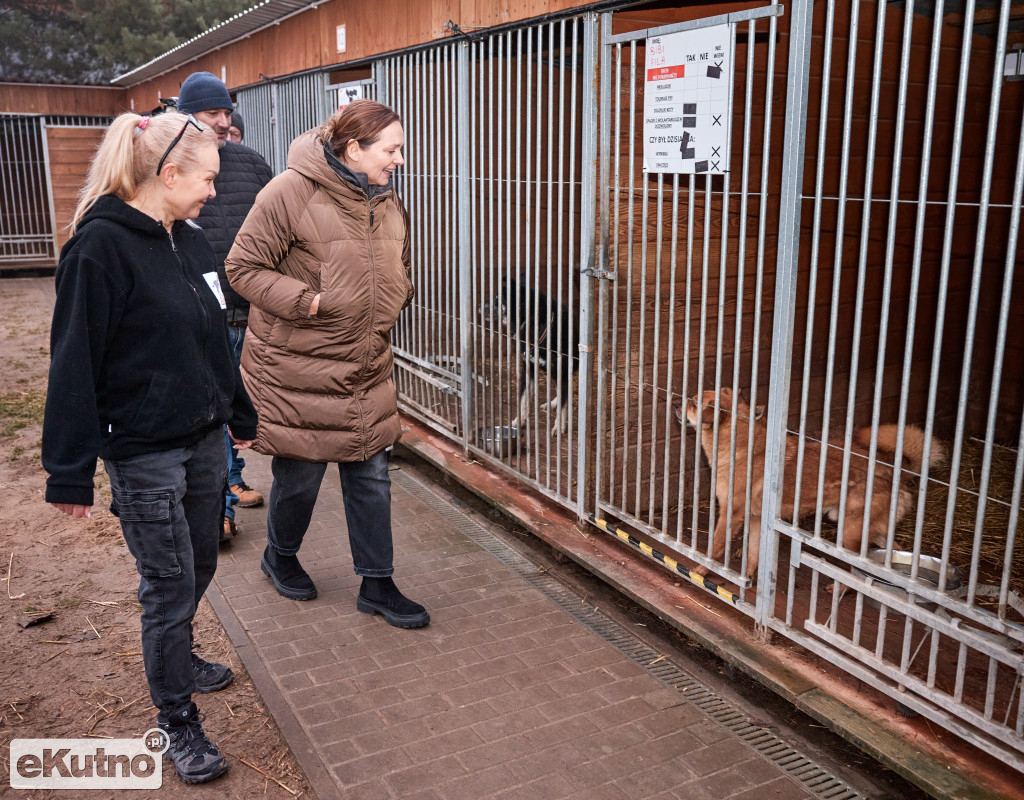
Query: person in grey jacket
xmin=176 ymin=72 xmax=274 ymax=541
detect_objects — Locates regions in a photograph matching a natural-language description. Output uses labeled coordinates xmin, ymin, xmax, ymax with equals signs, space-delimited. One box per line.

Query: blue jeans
xmin=224 ymin=325 xmax=246 ymax=521
xmin=266 ymin=449 xmax=394 ymax=576
xmin=104 ymin=428 xmax=226 ymax=716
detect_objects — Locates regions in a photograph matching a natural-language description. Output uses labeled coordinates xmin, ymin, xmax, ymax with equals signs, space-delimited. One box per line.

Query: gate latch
xmin=582 ymin=267 xmax=616 ymax=281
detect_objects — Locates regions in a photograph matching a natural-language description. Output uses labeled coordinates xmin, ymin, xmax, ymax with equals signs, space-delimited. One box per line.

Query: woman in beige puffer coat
xmin=225 ymin=100 xmax=428 ymax=627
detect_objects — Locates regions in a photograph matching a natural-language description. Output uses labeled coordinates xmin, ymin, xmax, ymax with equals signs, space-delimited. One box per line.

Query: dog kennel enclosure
xmin=232 ymin=0 xmax=1024 ymax=775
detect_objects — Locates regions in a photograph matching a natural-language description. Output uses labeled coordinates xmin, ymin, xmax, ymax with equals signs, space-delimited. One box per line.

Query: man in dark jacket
xmin=177 ymin=72 xmax=274 ymax=542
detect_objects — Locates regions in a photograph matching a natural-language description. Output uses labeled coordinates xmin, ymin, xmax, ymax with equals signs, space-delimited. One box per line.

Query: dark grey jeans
xmin=266 ymin=449 xmax=394 ymax=577
xmin=104 ymin=428 xmax=225 ymax=716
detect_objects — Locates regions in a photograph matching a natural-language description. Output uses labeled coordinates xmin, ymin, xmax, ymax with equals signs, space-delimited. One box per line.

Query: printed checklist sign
xmin=643 ymin=24 xmax=734 ymax=175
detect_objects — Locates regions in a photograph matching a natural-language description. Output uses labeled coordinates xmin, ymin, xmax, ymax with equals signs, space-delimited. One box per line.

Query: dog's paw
xmin=549 ymin=420 xmax=570 ymax=437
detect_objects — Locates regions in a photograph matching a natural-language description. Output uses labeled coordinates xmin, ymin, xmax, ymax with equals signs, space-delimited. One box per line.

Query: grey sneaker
xmin=192 ymin=652 xmax=234 ymax=693
xmin=157 ymin=703 xmax=228 ymax=784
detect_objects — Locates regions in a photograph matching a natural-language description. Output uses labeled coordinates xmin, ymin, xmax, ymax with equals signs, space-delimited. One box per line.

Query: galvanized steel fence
xmin=0 ymin=114 xmax=111 ymax=265
xmin=1 ymin=114 xmax=56 ymax=264
xmin=378 ymin=20 xmax=598 ymax=512
xmin=759 ymin=0 xmax=1024 ymax=771
xmin=213 ymin=1 xmax=1024 ymax=770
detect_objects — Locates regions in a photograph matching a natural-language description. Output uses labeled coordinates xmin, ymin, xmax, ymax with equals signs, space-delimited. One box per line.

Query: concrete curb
xmin=205 ymin=579 xmax=336 ymax=799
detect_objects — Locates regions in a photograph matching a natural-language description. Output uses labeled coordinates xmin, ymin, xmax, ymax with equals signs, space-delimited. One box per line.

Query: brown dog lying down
xmin=676 ymin=387 xmax=945 ymax=579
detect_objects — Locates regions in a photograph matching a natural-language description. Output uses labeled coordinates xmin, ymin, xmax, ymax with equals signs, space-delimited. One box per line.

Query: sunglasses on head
xmin=155 ymin=114 xmax=205 ymax=177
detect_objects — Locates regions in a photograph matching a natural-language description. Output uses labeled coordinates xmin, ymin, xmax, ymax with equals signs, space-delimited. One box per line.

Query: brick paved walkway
xmin=206 ymin=450 xmax=824 ymax=800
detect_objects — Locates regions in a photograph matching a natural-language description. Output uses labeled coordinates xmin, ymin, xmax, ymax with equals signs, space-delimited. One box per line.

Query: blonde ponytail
xmin=70 ymin=112 xmax=218 ymax=233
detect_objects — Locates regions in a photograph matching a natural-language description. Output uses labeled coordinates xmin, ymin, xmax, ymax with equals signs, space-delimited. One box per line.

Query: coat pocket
xmin=110 ymin=489 xmax=182 ymax=578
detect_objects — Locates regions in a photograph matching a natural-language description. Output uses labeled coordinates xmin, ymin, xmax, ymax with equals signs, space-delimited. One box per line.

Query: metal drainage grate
xmin=394 ymin=468 xmax=866 ymax=800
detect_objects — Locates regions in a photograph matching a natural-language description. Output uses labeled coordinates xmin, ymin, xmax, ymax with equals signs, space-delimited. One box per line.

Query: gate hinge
xmin=582 ymin=267 xmax=616 ymax=280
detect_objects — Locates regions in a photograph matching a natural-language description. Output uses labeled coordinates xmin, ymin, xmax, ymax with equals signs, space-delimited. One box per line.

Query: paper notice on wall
xmin=643 ymin=24 xmax=733 ymax=175
xmin=338 ymin=84 xmax=363 ymax=109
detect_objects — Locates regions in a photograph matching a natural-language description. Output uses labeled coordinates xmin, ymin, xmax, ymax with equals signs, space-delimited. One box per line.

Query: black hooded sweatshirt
xmin=42 ymin=194 xmax=258 ymax=507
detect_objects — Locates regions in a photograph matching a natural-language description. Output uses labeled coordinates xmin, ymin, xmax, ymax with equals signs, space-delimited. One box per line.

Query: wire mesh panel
xmin=379 ymin=17 xmax=597 ymax=511
xmin=0 ymin=115 xmax=55 ymax=264
xmin=760 ymin=0 xmax=1024 ymax=770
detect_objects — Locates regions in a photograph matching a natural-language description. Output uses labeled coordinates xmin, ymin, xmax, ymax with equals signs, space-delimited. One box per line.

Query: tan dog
xmin=676 ymin=387 xmax=944 ymax=579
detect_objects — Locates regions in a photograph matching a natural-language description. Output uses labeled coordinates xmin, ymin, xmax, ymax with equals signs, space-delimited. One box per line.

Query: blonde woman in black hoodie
xmin=42 ymin=111 xmax=256 ymax=785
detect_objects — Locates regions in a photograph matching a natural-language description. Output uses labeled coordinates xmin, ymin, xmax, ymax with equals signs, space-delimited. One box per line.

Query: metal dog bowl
xmin=475 ymin=426 xmax=519 ymax=458
xmin=852 ymin=549 xmax=963 ymax=612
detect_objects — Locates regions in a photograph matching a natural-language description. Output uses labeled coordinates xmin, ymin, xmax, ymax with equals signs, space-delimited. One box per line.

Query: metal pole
xmin=576 ymin=12 xmax=599 ymax=522
xmin=38 ymin=119 xmax=59 ymax=260
xmin=594 ymin=12 xmax=613 ymax=520
xmin=457 ymin=42 xmax=474 ymax=451
xmin=755 ymin=0 xmax=815 ymax=631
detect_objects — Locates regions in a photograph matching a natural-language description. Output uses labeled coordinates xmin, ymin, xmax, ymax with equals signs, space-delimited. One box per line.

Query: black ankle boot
xmin=261 ymin=546 xmax=317 ymax=600
xmin=357 ymin=576 xmax=429 ymax=628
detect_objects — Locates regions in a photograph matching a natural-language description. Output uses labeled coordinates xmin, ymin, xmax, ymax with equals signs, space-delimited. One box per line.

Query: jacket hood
xmin=77 ymin=194 xmax=183 ymax=239
xmin=286 ymin=129 xmax=392 ymax=204
xmin=286 ymin=130 xmax=357 ymax=202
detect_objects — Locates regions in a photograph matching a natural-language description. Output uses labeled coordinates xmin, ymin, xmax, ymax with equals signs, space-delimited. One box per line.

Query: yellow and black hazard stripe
xmin=588 ymin=515 xmax=742 ymax=606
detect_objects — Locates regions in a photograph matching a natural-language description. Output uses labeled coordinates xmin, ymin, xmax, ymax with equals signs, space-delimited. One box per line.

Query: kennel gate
xmin=376 ymin=16 xmax=599 ymax=514
xmin=592 ymin=0 xmax=1024 ymax=772
xmin=0 ymin=114 xmax=57 ymax=264
xmin=234 ymin=72 xmax=339 ymax=175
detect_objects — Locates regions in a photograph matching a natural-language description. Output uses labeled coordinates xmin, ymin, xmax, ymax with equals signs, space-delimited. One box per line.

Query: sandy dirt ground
xmin=0 ymin=277 xmax=312 ymax=798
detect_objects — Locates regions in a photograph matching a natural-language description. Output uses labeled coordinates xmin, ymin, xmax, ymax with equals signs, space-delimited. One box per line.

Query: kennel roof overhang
xmin=111 ymin=0 xmax=321 ymax=87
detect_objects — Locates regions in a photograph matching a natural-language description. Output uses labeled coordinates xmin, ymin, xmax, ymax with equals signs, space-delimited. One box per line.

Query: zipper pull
xmin=370 ymin=208 xmax=374 ymax=226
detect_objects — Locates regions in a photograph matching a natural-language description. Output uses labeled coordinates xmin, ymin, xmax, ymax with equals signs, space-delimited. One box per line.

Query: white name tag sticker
xmin=203 ymin=272 xmax=227 ymax=309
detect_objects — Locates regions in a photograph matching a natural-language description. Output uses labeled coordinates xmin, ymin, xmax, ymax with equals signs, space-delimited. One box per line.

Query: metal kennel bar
xmin=593 ymin=5 xmax=784 ymax=605
xmin=586 ymin=0 xmax=1024 ymax=768
xmin=234 ymin=72 xmax=337 ymax=174
xmin=0 ymin=115 xmax=56 ymax=264
xmin=759 ymin=0 xmax=1024 ymax=769
xmin=379 ymin=44 xmax=466 ymax=440
xmin=378 ymin=15 xmax=597 ymax=513
xmin=232 ymin=81 xmax=277 ymax=169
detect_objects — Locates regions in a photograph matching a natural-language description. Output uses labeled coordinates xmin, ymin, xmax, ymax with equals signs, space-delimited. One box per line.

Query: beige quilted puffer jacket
xmin=225 ymin=128 xmax=412 ymax=463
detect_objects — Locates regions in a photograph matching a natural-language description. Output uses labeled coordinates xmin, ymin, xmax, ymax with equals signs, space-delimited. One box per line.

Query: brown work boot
xmin=229 ymin=481 xmax=264 ymax=508
xmin=221 ymin=516 xmax=237 ymax=543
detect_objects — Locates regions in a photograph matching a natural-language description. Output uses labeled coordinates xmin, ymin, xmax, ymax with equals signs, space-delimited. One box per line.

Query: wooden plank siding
xmin=45 ymin=127 xmax=105 ymax=251
xmin=0 ymin=84 xmax=126 ymax=116
xmin=122 ymin=0 xmax=590 ymax=111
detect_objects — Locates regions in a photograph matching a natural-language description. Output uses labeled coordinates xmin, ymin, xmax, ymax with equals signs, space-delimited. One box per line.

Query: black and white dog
xmin=481 ymin=279 xmax=580 ymax=437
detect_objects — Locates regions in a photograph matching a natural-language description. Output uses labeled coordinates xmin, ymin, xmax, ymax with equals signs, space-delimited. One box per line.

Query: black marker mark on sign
xmin=680 ymin=131 xmax=695 ymax=160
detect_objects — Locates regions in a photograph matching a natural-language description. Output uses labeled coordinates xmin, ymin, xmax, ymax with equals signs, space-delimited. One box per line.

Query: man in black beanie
xmin=177 ymin=71 xmax=273 ymax=541
xmin=228 ymin=111 xmax=244 ymax=143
